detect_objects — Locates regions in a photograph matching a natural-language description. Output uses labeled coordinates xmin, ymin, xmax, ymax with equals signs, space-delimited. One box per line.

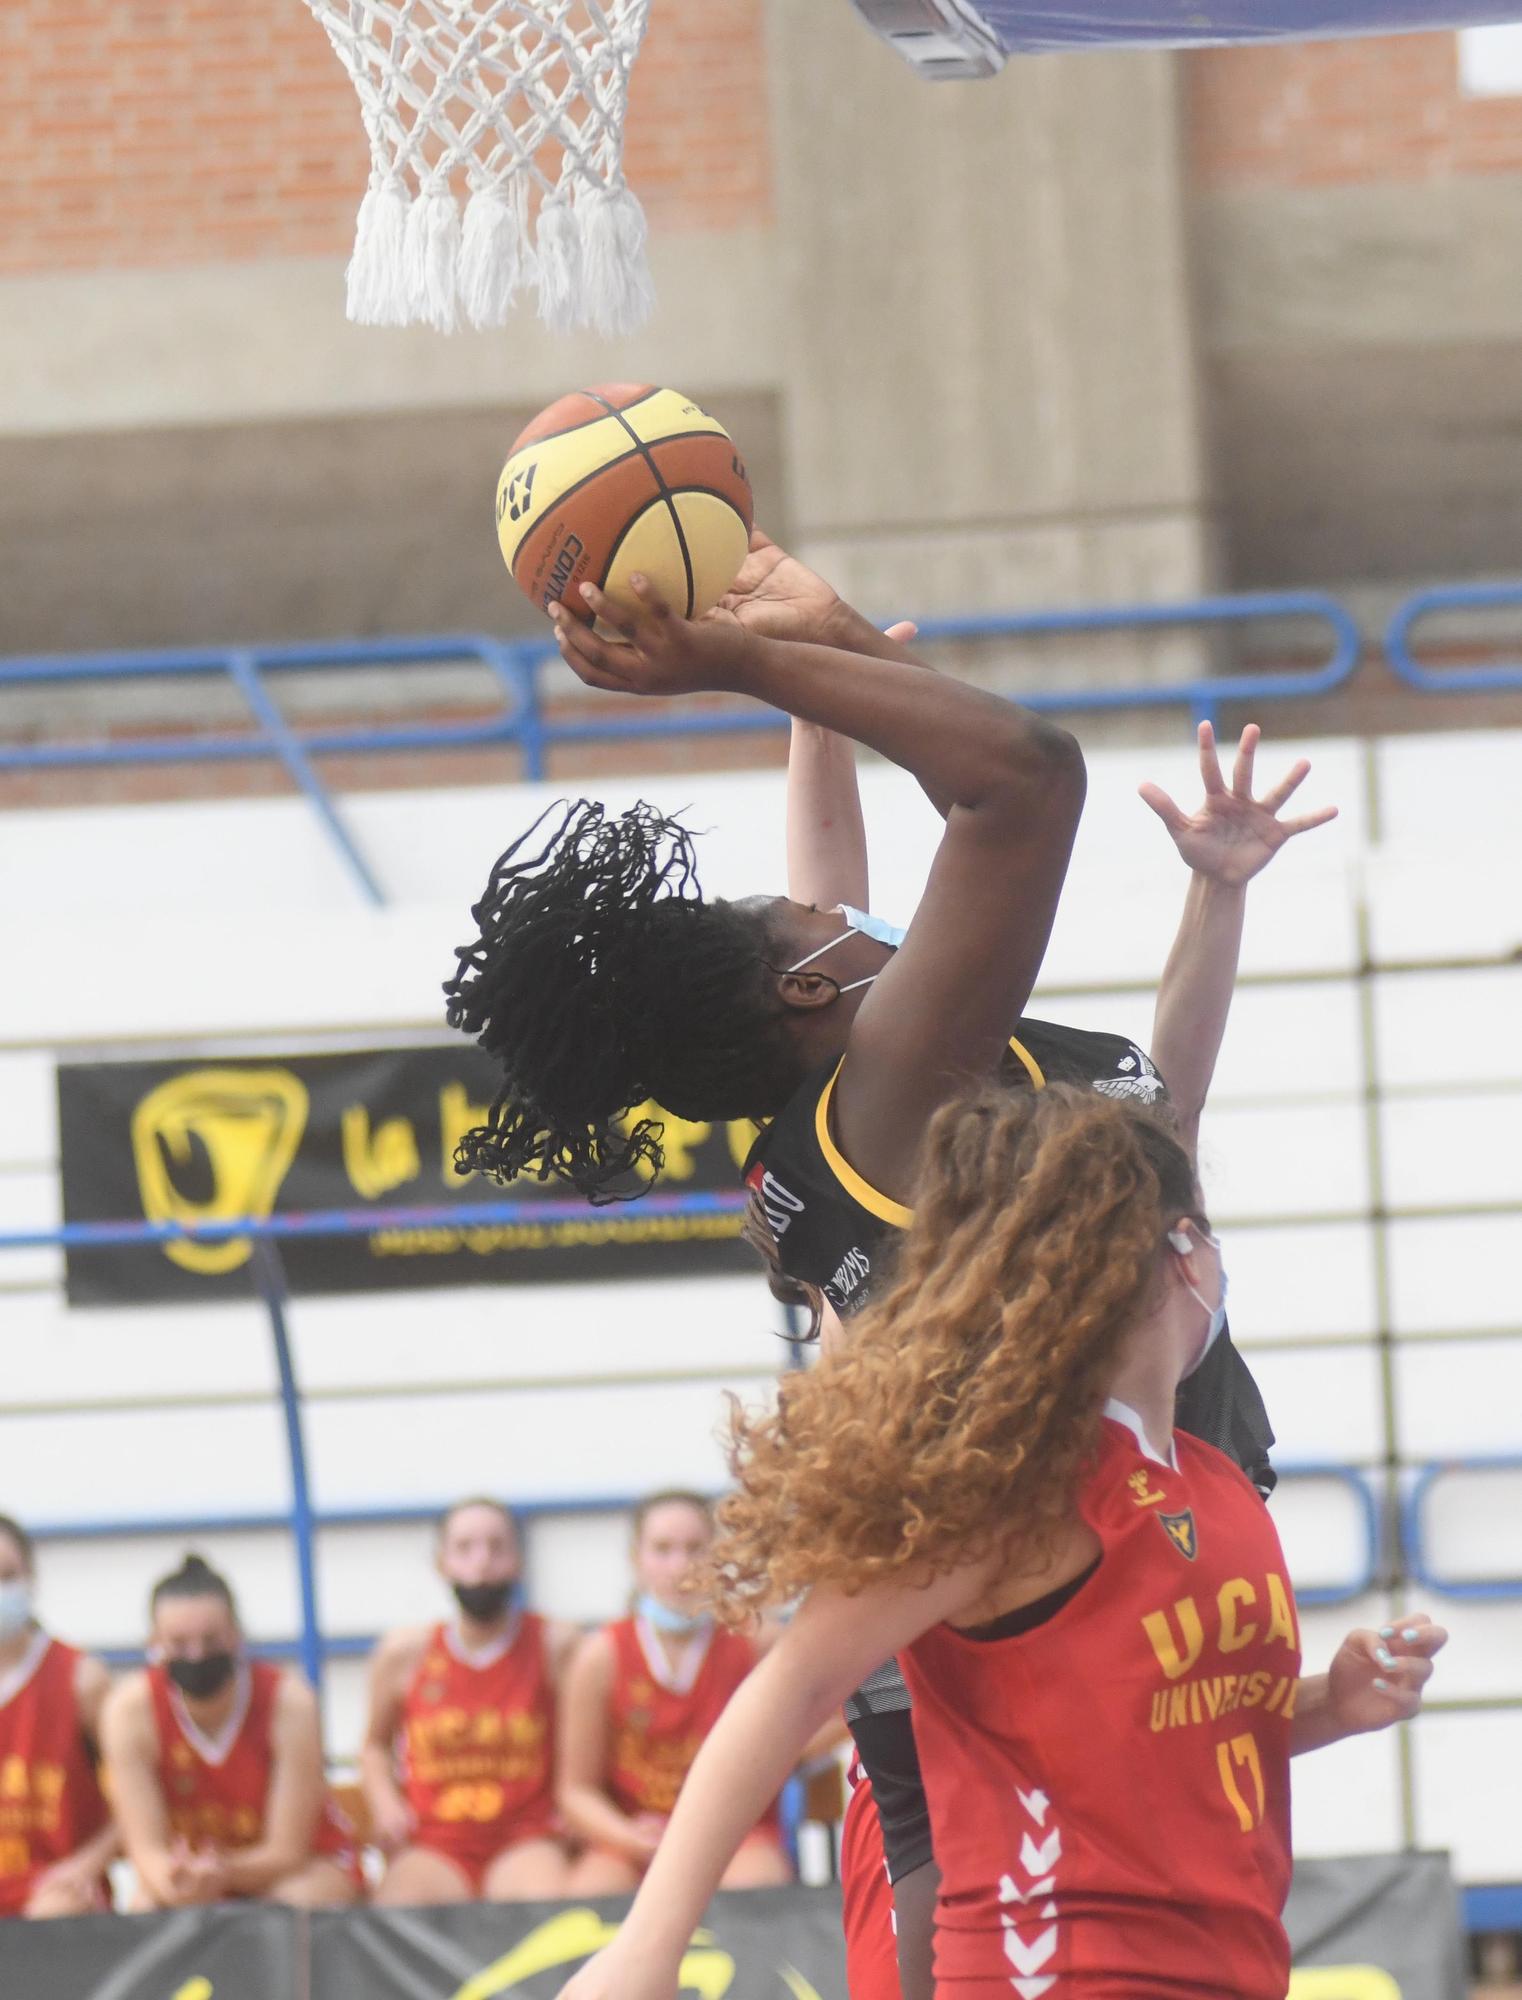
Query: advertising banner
xmin=0 ymin=1859 xmax=1466 ymax=1999
xmin=57 ymin=1048 xmax=757 ymax=1304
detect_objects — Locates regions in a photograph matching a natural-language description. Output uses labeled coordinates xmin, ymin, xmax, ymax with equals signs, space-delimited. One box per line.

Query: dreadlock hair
xmin=444 ymin=798 xmax=801 ymax=1202
xmin=702 ymin=1084 xmax=1205 ymax=1624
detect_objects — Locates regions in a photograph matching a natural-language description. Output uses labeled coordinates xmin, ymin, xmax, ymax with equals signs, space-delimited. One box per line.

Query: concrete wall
xmin=1186 ymin=34 xmax=1522 ymax=589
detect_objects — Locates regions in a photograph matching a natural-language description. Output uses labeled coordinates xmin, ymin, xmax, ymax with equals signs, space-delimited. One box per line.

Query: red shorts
xmin=840 ymin=1761 xmax=900 ymax=2000
xmin=410 ymin=1804 xmax=561 ymax=1892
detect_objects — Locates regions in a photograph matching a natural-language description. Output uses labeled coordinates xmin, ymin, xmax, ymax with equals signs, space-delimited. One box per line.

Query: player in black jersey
xmin=444 ymin=532 xmax=1336 ymax=2000
xmin=744 ymin=697 xmax=1335 ymax=1999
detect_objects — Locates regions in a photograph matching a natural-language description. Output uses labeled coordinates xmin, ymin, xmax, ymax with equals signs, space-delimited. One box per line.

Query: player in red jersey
xmin=557 ymin=1087 xmax=1447 ymax=2000
xmin=558 ymin=1491 xmax=790 ymax=1894
xmin=361 ymin=1496 xmax=578 ymax=1903
xmin=0 ymin=1512 xmax=116 ymax=1918
xmin=101 ymin=1554 xmax=359 ymax=1909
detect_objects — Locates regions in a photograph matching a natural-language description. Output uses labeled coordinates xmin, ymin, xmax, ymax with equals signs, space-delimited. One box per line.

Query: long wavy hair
xmin=706 ymin=1084 xmax=1204 ymax=1618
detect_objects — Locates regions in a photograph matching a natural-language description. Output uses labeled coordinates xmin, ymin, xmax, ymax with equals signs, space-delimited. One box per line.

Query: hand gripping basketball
xmin=552 ymin=577 xmax=755 ymax=698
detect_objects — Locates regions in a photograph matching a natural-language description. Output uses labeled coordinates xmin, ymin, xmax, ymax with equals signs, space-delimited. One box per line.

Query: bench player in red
xmin=556 ymin=1085 xmax=1447 ymax=2000
xmin=0 ymin=1512 xmax=116 ymax=1918
xmin=557 ymin=1490 xmax=790 ymax=1894
xmin=361 ymin=1496 xmax=577 ymax=1904
xmin=100 ymin=1554 xmax=359 ymax=1908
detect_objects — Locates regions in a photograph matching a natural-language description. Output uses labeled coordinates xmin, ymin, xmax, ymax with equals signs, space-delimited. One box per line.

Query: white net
xmin=302 ymin=0 xmax=656 ymax=337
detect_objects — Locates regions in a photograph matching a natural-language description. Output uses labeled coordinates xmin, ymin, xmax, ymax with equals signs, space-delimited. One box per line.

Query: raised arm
xmin=556 ymin=1566 xmax=987 ymax=2000
xmin=786 ymin=721 xmax=870 ymax=911
xmin=1142 ymin=723 xmax=1337 ymax=1150
xmin=560 ymin=574 xmax=1086 ymax=1206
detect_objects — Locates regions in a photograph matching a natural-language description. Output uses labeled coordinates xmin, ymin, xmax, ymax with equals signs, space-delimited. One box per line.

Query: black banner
xmin=0 ymin=1860 xmax=1466 ymax=2000
xmin=58 ymin=1049 xmax=757 ymax=1306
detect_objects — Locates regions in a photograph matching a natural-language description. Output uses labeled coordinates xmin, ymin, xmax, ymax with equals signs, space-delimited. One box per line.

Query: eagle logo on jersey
xmin=1159 ymin=1509 xmax=1198 ymax=1560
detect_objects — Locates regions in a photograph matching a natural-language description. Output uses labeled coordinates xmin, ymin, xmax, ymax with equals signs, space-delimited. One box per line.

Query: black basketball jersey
xmin=743 ymin=1013 xmax=1276 ymax=1489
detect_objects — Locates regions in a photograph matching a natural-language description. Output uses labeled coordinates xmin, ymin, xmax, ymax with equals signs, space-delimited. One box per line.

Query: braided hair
xmin=444 ymin=799 xmax=801 ymax=1203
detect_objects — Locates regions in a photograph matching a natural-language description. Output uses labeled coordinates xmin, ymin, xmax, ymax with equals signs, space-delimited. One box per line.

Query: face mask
xmin=1168 ymin=1226 xmax=1229 ymax=1377
xmin=168 ymin=1652 xmax=237 ymax=1700
xmin=452 ymin=1579 xmax=518 ymax=1624
xmin=0 ymin=1580 xmax=33 ymax=1642
xmin=784 ymin=906 xmax=906 ymax=992
xmin=636 ymin=1591 xmax=709 ymax=1637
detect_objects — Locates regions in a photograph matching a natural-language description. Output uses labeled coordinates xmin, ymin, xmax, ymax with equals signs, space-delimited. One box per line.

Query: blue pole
xmin=250 ymin=1242 xmax=325 ymax=1694
xmin=223 ymin=650 xmax=387 ymax=908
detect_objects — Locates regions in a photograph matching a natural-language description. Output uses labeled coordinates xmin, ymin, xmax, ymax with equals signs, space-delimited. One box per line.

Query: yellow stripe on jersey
xmin=815 ymin=1037 xmax=1047 ymax=1231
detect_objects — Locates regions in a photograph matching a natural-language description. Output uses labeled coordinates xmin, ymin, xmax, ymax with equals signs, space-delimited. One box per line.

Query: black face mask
xmin=452 ymin=1580 xmax=517 ymax=1624
xmin=168 ymin=1652 xmax=237 ymax=1700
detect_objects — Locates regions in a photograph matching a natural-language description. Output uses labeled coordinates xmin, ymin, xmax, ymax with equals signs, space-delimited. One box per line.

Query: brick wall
xmin=1188 ymin=30 xmax=1522 ymax=188
xmin=0 ymin=0 xmax=770 ymax=277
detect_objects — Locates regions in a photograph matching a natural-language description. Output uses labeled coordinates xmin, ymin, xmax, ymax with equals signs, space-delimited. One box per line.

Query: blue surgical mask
xmin=784 ymin=905 xmax=906 ymax=992
xmin=1168 ymin=1226 xmax=1229 ymax=1377
xmin=0 ymin=1580 xmax=33 ymax=1642
xmin=636 ymin=1591 xmax=710 ymax=1637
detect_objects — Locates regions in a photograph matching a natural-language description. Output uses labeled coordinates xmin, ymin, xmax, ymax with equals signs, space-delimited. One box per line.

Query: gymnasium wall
xmin=2 ymin=730 xmax=1520 ymax=1883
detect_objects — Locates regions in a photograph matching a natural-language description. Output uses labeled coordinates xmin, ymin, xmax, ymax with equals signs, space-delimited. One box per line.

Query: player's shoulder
xmin=373 ymin=1622 xmax=436 ymax=1680
xmin=100 ymin=1668 xmax=154 ymax=1741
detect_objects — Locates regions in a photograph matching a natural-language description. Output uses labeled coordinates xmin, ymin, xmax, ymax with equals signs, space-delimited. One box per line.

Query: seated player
xmin=0 ymin=1512 xmax=116 ymax=1918
xmin=361 ymin=1497 xmax=577 ymax=1904
xmin=558 ymin=1490 xmax=790 ymax=1894
xmin=100 ymin=1554 xmax=359 ymax=1908
xmin=557 ymin=1086 xmax=1448 ymax=2000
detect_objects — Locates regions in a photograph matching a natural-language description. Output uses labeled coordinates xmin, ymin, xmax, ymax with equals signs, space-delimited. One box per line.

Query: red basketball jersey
xmin=147 ymin=1661 xmax=353 ymax=1864
xmin=400 ymin=1616 xmax=557 ymax=1863
xmin=902 ymin=1412 xmax=1300 ymax=2000
xmin=606 ymin=1616 xmax=775 ymax=1830
xmin=0 ymin=1634 xmax=110 ymax=1915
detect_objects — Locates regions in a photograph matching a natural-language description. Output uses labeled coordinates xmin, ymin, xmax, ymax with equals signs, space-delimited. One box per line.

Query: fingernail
xmin=1373 ymin=1678 xmax=1390 ymax=1692
xmin=1376 ymin=1647 xmax=1397 ymax=1669
xmin=1378 ymin=1626 xmax=1395 ymax=1639
xmin=1401 ymin=1628 xmax=1419 ymax=1642
xmin=630 ymin=572 xmax=646 ymax=587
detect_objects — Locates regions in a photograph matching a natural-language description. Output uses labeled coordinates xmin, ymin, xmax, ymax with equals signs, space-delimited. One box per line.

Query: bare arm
xmin=555 ymin=1631 xmax=659 ymax=1863
xmin=787 ymin=722 xmax=869 ymax=911
xmin=359 ymin=1628 xmax=425 ymax=1855
xmin=1143 ymin=724 xmax=1338 ymax=1148
xmin=99 ymin=1676 xmax=184 ymax=1908
xmin=562 ymin=585 xmax=1086 ymax=1208
xmin=557 ymin=1567 xmax=989 ymax=2000
xmin=219 ymin=1672 xmax=325 ymax=1895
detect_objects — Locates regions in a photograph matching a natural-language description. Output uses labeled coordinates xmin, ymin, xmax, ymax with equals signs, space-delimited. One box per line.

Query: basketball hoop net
xmin=302 ymin=0 xmax=656 ymax=337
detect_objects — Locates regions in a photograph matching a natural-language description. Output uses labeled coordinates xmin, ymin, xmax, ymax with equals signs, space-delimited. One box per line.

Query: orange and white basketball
xmin=495 ymin=384 xmax=754 ymax=630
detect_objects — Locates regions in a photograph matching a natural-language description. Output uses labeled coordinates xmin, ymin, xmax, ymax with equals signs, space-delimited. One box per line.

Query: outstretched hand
xmin=1327 ymin=1612 xmax=1448 ymax=1734
xmin=1139 ymin=722 xmax=1337 ymax=886
xmin=552 ymin=576 xmax=755 ymax=698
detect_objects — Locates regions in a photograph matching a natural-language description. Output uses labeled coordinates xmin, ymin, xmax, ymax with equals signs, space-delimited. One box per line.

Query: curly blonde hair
xmin=707 ymin=1084 xmax=1202 ymax=1618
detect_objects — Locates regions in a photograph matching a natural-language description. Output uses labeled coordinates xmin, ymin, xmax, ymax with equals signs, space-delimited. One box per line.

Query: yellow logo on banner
xmin=445 ymin=1907 xmax=824 ymax=2000
xmin=1288 ymin=1970 xmax=1402 ymax=2000
xmin=171 ymin=1981 xmax=213 ymax=2000
xmin=131 ymin=1069 xmax=308 ymax=1275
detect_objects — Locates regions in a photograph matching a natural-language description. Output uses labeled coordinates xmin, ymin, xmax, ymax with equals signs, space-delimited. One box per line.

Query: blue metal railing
xmin=0 ymin=590 xmax=1363 ymax=904
xmin=1385 ymin=582 xmax=1522 ymax=694
xmin=1403 ymin=1456 xmax=1522 ymax=1602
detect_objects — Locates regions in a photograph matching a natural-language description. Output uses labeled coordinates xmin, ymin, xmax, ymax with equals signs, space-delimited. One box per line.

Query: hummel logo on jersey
xmin=1127 ymin=1468 xmax=1166 ymax=1509
xmin=1159 ymin=1509 xmax=1198 ymax=1560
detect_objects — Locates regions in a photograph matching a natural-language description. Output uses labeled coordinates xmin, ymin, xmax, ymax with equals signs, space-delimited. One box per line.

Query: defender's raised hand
xmin=1139 ymin=722 xmax=1337 ymax=886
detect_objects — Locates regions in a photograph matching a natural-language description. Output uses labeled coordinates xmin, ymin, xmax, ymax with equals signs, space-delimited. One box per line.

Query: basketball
xmin=495 ymin=384 xmax=754 ymax=630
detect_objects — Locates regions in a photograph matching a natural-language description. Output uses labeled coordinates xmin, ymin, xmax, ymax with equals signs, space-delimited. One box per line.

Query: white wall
xmin=2 ymin=728 xmax=1520 ymax=1879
